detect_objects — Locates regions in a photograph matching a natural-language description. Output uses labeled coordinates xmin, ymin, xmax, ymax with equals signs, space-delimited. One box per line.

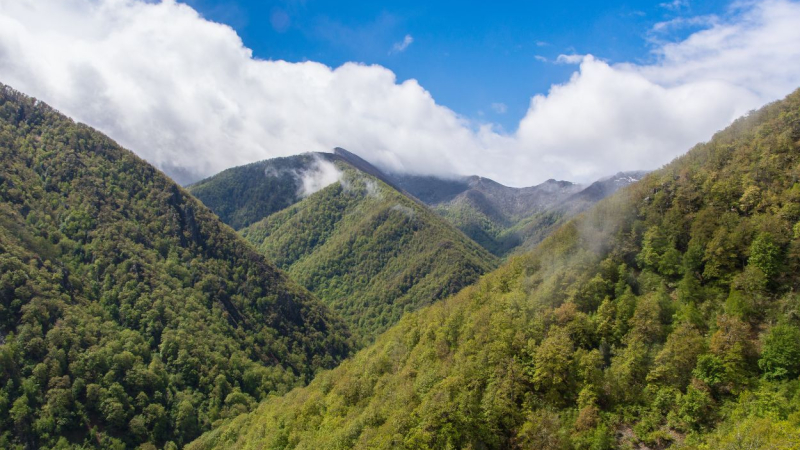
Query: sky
xmin=1 ymin=0 xmax=800 ymax=186
xmin=184 ymin=0 xmax=731 ymax=131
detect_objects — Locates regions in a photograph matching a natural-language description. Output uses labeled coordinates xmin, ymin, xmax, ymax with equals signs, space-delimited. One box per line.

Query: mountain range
xmin=188 ymin=146 xmax=638 ymax=345
xmin=191 ymin=90 xmax=800 ymax=449
xmin=2 ymin=80 xmax=800 ymax=450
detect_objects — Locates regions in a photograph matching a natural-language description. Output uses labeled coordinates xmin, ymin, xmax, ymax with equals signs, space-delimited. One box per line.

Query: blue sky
xmin=184 ymin=0 xmax=730 ymax=131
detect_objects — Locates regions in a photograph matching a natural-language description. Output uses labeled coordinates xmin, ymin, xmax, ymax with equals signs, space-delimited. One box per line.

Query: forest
xmin=2 ymin=75 xmax=800 ymax=450
xmin=0 ymin=84 xmax=352 ymax=449
xmin=240 ymin=168 xmax=498 ymax=344
xmin=190 ymin=90 xmax=800 ymax=449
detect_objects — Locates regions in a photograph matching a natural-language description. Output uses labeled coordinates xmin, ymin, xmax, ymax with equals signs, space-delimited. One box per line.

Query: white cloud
xmin=555 ymin=54 xmax=587 ymax=64
xmin=0 ymin=0 xmax=799 ymax=187
xmin=490 ymin=102 xmax=507 ymax=114
xmin=296 ymin=156 xmax=342 ymax=197
xmin=390 ymin=34 xmax=413 ymax=54
xmin=534 ymin=55 xmax=548 ymax=62
xmin=651 ymin=15 xmax=719 ymax=34
xmin=660 ymin=0 xmax=689 ymax=11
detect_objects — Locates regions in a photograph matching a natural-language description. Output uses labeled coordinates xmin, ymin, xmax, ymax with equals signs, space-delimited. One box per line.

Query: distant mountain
xmin=505 ymin=171 xmax=649 ymax=254
xmin=393 ymin=171 xmax=642 ymax=256
xmin=0 ymin=84 xmax=352 ymax=449
xmin=190 ymin=88 xmax=800 ymax=450
xmin=188 ymin=147 xmax=409 ymax=231
xmin=393 ymin=173 xmax=582 ymax=218
xmin=189 ymin=147 xmax=639 ymax=344
xmin=190 ymin=154 xmax=498 ymax=345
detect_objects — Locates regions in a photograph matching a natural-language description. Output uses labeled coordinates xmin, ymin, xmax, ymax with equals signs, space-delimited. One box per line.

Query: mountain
xmin=238 ymin=163 xmax=499 ymax=344
xmin=0 ymin=84 xmax=352 ymax=449
xmin=394 ymin=171 xmax=642 ymax=256
xmin=187 ymin=147 xmax=410 ymax=232
xmin=188 ymin=153 xmax=333 ymax=230
xmin=190 ymin=150 xmax=498 ymax=345
xmin=190 ymin=90 xmax=800 ymax=450
xmin=505 ymin=171 xmax=649 ymax=254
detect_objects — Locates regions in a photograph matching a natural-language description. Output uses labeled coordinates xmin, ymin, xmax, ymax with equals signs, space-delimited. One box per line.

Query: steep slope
xmin=240 ymin=167 xmax=498 ymax=344
xmin=0 ymin=84 xmax=352 ymax=449
xmin=395 ymin=172 xmax=640 ymax=257
xmin=188 ymin=153 xmax=338 ymax=230
xmin=504 ymin=171 xmax=649 ymax=254
xmin=191 ymin=90 xmax=800 ymax=450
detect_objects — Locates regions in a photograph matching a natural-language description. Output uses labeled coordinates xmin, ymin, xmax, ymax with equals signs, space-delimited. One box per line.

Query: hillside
xmin=393 ymin=174 xmax=582 ymax=255
xmin=188 ymin=153 xmax=337 ymax=230
xmin=0 ymin=84 xmax=352 ymax=449
xmin=190 ymin=90 xmax=800 ymax=450
xmin=505 ymin=171 xmax=649 ymax=254
xmin=240 ymin=166 xmax=498 ymax=344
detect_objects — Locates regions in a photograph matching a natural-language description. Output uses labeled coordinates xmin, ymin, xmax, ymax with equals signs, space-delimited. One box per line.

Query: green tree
xmin=748 ymin=232 xmax=782 ymax=281
xmin=758 ymin=324 xmax=800 ymax=380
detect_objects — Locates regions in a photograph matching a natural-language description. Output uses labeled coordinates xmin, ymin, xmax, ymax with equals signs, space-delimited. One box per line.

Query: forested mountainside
xmin=190 ymin=90 xmax=800 ymax=450
xmin=0 ymin=84 xmax=352 ymax=449
xmin=188 ymin=154 xmax=333 ymax=230
xmin=240 ymin=166 xmax=498 ymax=344
xmin=394 ymin=174 xmax=582 ymax=255
xmin=393 ymin=172 xmax=642 ymax=257
xmin=505 ymin=171 xmax=650 ymax=255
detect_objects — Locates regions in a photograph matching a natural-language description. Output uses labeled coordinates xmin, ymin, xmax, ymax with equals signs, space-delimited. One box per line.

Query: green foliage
xmin=748 ymin=232 xmax=782 ymax=281
xmin=758 ymin=324 xmax=800 ymax=380
xmin=188 ymin=155 xmax=317 ymax=230
xmin=0 ymin=84 xmax=352 ymax=449
xmin=240 ymin=170 xmax=498 ymax=344
xmin=190 ymin=88 xmax=800 ymax=450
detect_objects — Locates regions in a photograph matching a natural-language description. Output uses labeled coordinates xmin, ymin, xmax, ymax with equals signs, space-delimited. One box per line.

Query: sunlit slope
xmin=191 ymin=89 xmax=800 ymax=449
xmin=0 ymin=84 xmax=352 ymax=449
xmin=188 ymin=154 xmax=328 ymax=230
xmin=241 ymin=168 xmax=499 ymax=343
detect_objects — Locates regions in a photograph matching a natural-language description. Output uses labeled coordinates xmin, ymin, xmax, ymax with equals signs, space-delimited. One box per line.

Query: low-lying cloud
xmin=1 ymin=0 xmax=799 ymax=186
xmin=296 ymin=157 xmax=343 ymax=197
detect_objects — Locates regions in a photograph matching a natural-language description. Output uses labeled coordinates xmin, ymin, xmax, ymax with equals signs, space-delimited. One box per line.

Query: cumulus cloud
xmin=390 ymin=34 xmax=413 ymax=54
xmin=0 ymin=0 xmax=799 ymax=187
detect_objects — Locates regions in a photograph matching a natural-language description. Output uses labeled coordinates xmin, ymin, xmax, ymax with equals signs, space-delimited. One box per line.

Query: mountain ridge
xmin=0 ymin=83 xmax=352 ymax=449
xmin=190 ymin=88 xmax=800 ymax=450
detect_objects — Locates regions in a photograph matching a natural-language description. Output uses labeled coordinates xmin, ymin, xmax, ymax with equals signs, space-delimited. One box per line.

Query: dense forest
xmin=0 ymin=84 xmax=352 ymax=449
xmin=240 ymin=168 xmax=498 ymax=344
xmin=190 ymin=90 xmax=800 ymax=449
xmin=188 ymin=154 xmax=327 ymax=230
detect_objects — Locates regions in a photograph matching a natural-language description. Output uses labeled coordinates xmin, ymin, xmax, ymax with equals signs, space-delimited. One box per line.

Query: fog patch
xmin=391 ymin=204 xmax=416 ymax=219
xmin=297 ymin=157 xmax=343 ymax=197
xmin=364 ymin=179 xmax=382 ymax=199
xmin=340 ymin=173 xmax=383 ymax=199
